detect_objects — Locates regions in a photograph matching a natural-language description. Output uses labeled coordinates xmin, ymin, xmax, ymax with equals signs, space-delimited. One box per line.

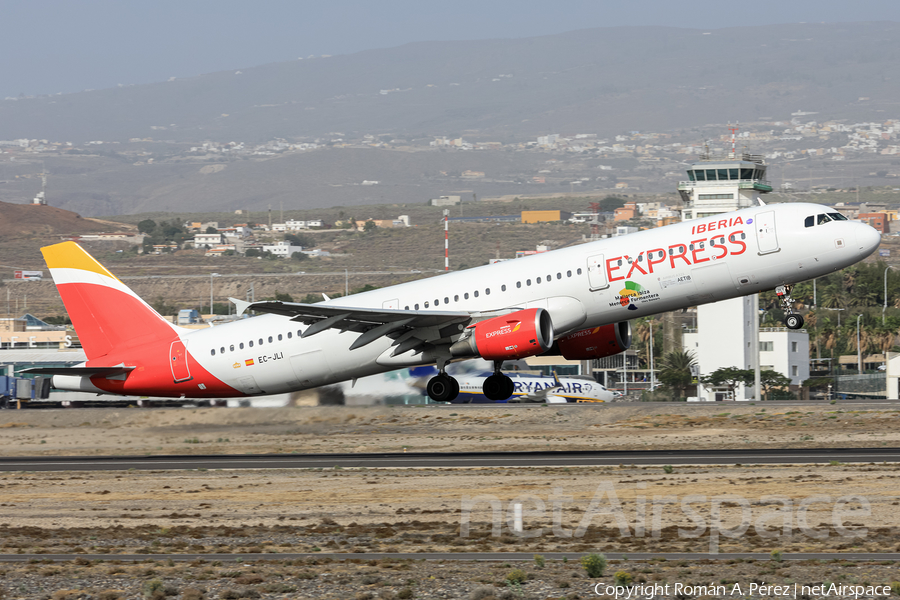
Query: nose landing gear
xmin=776 ymin=284 xmax=805 ymax=330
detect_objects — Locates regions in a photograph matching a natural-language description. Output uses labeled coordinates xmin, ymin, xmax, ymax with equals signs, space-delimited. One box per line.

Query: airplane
xmin=452 ymin=370 xmax=619 ymax=403
xmin=27 ymin=202 xmax=880 ymax=403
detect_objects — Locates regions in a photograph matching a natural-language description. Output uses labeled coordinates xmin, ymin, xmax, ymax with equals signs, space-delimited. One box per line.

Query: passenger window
xmin=547 ymin=274 xmax=552 ymax=280
xmin=249 ymin=341 xmax=254 ymax=347
xmin=517 ymin=281 xmax=521 ymax=288
xmin=277 ymin=334 xmax=282 ymax=341
xmin=464 ymin=293 xmax=469 ymax=299
xmin=268 ymin=336 xmax=273 ymax=343
xmin=526 ymin=279 xmax=532 ymax=286
xmin=287 ymin=332 xmax=292 ymax=339
xmin=297 ymin=330 xmax=302 ymax=337
xmin=444 ymin=297 xmax=449 ymax=303
xmin=557 ymin=273 xmax=562 ymax=279
xmin=415 ymin=304 xmax=419 ymax=309
xmin=239 ymin=342 xmax=244 ymax=349
xmin=434 ymin=299 xmax=439 ymax=306
xmin=485 ymin=288 xmax=490 ymax=295
xmin=537 ymin=277 xmax=541 ymax=284
xmin=669 ymin=248 xmax=674 ymax=255
xmin=501 ymin=285 xmax=506 ymax=291
xmin=259 ymin=338 xmax=264 ymax=345
xmin=474 ymin=290 xmax=479 ymax=297
xmin=577 ymin=268 xmax=582 ymax=275
xmin=637 ymin=256 xmax=643 ymax=262
xmin=689 ymin=244 xmax=694 ymax=250
xmin=805 ymin=216 xmax=815 ymax=228
xmin=211 ymin=349 xmax=216 ymax=356
xmin=567 ymin=270 xmax=572 ymax=277
xmin=220 ymin=347 xmax=225 ymax=354
xmin=424 ymin=301 xmax=429 ymax=308
xmin=404 ymin=306 xmax=409 ymax=310
xmin=230 ymin=345 xmax=234 ymax=352
xmin=454 ymin=295 xmax=459 ymax=301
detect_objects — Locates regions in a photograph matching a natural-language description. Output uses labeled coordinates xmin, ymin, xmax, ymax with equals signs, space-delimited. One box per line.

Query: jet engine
xmin=555 ymin=322 xmax=631 ymax=360
xmin=450 ymin=308 xmax=554 ymax=361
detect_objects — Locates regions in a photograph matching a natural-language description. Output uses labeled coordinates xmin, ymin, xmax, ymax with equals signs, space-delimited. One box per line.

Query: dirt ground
xmin=1 ymin=403 xmax=900 ymax=598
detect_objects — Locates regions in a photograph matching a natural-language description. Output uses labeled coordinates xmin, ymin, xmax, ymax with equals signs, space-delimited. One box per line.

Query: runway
xmin=0 ymin=552 xmax=898 ymax=563
xmin=2 ymin=447 xmax=898 ymax=472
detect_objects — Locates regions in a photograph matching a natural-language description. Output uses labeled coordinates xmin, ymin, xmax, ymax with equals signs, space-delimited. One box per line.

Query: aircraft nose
xmin=856 ymin=224 xmax=881 ymax=257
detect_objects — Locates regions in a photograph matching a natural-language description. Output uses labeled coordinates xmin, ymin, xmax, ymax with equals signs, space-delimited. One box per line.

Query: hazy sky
xmin=3 ymin=0 xmax=900 ymax=98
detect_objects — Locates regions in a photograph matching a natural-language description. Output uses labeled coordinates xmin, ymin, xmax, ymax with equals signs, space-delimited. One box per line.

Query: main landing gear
xmin=776 ymin=284 xmax=805 ymax=330
xmin=426 ymin=371 xmax=459 ymax=403
xmin=483 ymin=361 xmax=515 ymax=401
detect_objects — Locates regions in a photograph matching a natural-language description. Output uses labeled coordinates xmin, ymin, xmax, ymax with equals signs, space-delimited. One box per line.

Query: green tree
xmin=700 ymin=366 xmax=753 ymax=400
xmin=657 ymin=350 xmax=696 ymax=399
xmin=205 ymin=226 xmax=218 ymax=234
xmin=286 ymin=232 xmax=314 ymax=247
xmin=363 ymin=219 xmax=378 ymax=233
xmin=759 ymin=369 xmax=792 ymax=401
xmin=137 ymin=219 xmax=157 ymax=234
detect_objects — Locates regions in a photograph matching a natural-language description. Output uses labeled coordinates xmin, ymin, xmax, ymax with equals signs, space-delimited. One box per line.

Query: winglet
xmin=322 ymin=293 xmax=331 ymax=301
xmin=230 ymin=297 xmax=251 ymax=315
xmin=552 ymin=370 xmax=561 ymax=387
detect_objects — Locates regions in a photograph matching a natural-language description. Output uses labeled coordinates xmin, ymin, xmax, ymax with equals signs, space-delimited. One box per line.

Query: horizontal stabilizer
xmin=22 ymin=366 xmax=136 ymax=377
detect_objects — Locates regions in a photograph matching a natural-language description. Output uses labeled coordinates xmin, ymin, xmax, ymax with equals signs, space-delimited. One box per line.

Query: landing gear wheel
xmin=427 ymin=374 xmax=459 ymax=403
xmin=775 ymin=284 xmax=805 ymax=330
xmin=785 ymin=314 xmax=804 ymax=330
xmin=483 ymin=373 xmax=514 ymax=401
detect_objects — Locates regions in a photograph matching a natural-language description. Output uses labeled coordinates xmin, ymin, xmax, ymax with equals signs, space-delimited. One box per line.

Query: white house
xmin=261 ymin=241 xmax=303 ymax=258
xmin=193 ymin=233 xmax=224 ymax=247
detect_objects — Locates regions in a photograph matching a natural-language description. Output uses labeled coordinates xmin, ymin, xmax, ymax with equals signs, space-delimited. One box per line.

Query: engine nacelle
xmin=556 ymin=322 xmax=631 ymax=360
xmin=450 ymin=308 xmax=554 ymax=361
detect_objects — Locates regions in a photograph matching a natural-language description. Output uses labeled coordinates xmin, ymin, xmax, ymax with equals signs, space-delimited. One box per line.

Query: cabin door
xmin=169 ymin=339 xmax=192 ymax=383
xmin=586 ymin=254 xmax=609 ymax=291
xmin=754 ymin=210 xmax=779 ymax=255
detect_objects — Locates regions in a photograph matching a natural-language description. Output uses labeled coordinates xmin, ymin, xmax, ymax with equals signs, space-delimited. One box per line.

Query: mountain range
xmin=3 ymin=22 xmax=900 ymax=144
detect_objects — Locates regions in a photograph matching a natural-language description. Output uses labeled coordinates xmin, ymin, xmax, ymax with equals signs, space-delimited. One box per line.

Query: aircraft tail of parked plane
xmin=28 ymin=202 xmax=881 ymax=402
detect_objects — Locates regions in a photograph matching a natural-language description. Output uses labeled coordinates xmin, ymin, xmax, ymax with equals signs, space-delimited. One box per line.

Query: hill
xmin=0 ymin=201 xmax=112 ymax=237
xmin=2 ymin=22 xmax=900 ymax=143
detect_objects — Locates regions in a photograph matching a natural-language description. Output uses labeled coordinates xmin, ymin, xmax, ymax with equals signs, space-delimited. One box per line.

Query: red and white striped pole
xmin=443 ymin=209 xmax=449 ymax=271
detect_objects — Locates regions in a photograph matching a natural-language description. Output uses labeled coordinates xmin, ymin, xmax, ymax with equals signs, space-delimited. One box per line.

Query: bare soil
xmin=1 ymin=404 xmax=899 ymax=598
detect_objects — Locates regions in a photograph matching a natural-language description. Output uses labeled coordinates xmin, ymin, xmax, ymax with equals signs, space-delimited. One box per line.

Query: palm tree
xmin=657 ymin=349 xmax=696 ymax=400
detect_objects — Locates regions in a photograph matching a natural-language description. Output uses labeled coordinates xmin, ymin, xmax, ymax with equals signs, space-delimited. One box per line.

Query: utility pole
xmin=443 ymin=209 xmax=449 ymax=271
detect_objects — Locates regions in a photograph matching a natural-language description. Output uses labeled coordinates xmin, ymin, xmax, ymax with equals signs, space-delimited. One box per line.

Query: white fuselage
xmin=169 ymin=203 xmax=880 ymax=396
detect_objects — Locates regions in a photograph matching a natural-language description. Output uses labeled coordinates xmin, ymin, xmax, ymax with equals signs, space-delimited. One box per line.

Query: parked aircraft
xmin=453 ymin=370 xmax=618 ymax=403
xmin=29 ymin=203 xmax=879 ymax=402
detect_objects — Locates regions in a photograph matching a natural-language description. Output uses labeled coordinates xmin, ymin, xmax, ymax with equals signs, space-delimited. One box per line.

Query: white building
xmin=431 ymin=195 xmax=460 ymax=206
xmin=193 ymin=233 xmax=224 ymax=247
xmin=261 ymin=241 xmax=303 ymax=258
xmin=683 ymin=297 xmax=809 ymax=401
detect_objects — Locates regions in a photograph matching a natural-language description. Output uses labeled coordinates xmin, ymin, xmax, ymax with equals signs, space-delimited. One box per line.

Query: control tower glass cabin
xmin=678 ymin=153 xmax=773 ymax=222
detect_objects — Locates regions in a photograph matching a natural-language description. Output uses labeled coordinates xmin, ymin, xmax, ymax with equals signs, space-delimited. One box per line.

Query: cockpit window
xmin=804 ymin=216 xmax=814 ymax=228
xmin=828 ymin=212 xmax=848 ymax=221
xmin=817 ymin=213 xmax=832 ymax=225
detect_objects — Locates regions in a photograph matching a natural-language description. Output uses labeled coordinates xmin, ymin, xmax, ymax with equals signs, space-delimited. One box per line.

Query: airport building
xmin=677 ymin=152 xmax=806 ymax=400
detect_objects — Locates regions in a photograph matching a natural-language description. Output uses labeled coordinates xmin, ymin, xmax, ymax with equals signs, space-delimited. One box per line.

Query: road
xmin=1 ymin=447 xmax=897 ymax=472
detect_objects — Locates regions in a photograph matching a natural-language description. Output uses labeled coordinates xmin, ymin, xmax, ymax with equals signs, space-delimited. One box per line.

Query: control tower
xmin=677 ymin=152 xmax=771 ymax=221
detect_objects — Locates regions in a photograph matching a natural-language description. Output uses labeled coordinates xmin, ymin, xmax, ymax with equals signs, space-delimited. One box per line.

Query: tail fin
xmin=42 ymin=242 xmax=178 ymax=361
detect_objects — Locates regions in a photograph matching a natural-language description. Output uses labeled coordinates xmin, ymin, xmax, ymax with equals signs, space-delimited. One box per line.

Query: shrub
xmin=662 ymin=465 xmax=674 ymax=474
xmin=581 ymin=553 xmax=608 ymax=578
xmin=397 ymin=589 xmax=414 ymax=599
xmin=469 ymin=587 xmax=497 ymax=600
xmin=889 ymin=582 xmax=900 ymax=596
xmin=506 ymin=568 xmax=527 ymax=584
xmin=533 ymin=554 xmax=545 ymax=568
xmin=614 ymin=571 xmax=634 ymax=585
xmin=181 ymin=589 xmax=205 ymax=600
xmin=142 ymin=580 xmax=165 ymax=600
xmin=770 ymin=549 xmax=783 ymax=562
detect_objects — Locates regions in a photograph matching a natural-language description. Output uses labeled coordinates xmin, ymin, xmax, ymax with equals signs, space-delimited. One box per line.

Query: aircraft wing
xmin=230 ymin=298 xmax=477 ymax=354
xmin=22 ymin=366 xmax=135 ymax=377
